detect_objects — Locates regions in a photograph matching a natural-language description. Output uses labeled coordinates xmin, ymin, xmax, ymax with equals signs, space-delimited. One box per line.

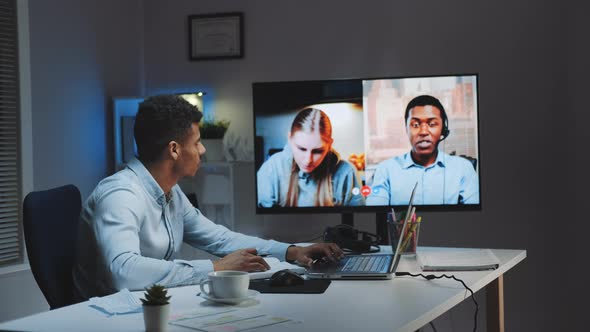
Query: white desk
xmin=0 ymin=248 xmax=525 ymax=332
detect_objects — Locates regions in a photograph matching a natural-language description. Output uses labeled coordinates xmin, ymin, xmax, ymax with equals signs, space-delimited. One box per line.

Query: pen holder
xmin=387 ymin=212 xmax=421 ymax=256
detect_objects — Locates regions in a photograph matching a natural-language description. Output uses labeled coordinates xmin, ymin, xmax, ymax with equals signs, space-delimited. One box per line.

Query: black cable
xmin=396 ymin=272 xmax=478 ymax=332
xmin=429 ymin=321 xmax=438 ymax=332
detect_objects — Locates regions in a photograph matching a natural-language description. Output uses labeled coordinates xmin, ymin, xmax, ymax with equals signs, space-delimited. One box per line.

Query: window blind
xmin=0 ymin=0 xmax=22 ymax=266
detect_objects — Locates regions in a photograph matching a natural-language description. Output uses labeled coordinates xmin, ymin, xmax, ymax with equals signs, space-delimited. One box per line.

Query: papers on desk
xmin=168 ymin=258 xmax=304 ymax=331
xmin=417 ymin=248 xmax=500 ymax=271
xmin=249 ymin=257 xmax=306 ymax=280
xmin=88 ymin=288 xmax=142 ymax=316
xmin=169 ymin=307 xmax=300 ymax=331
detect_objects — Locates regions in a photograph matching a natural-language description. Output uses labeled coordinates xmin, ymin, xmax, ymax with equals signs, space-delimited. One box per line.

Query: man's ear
xmin=168 ymin=141 xmax=180 ymax=160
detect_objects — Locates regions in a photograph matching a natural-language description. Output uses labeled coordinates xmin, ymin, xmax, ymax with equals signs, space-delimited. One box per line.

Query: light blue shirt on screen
xmin=366 ymin=150 xmax=479 ymax=206
xmin=257 ymin=145 xmax=364 ymax=207
xmin=73 ymin=158 xmax=291 ymax=299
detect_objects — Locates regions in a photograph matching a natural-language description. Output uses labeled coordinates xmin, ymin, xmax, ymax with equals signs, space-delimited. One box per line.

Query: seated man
xmin=366 ymin=95 xmax=479 ymax=206
xmin=73 ymin=95 xmax=342 ymax=300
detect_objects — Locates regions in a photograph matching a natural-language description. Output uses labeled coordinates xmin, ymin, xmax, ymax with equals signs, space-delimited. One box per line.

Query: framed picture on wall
xmin=188 ymin=12 xmax=244 ymax=60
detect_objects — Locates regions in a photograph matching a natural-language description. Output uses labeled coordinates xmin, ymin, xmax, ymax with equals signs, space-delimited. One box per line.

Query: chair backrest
xmin=23 ymin=184 xmax=82 ymax=310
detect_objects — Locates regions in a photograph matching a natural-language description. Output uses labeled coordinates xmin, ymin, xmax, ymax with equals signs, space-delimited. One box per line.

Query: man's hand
xmin=213 ymin=248 xmax=271 ymax=272
xmin=286 ymin=243 xmax=344 ymax=267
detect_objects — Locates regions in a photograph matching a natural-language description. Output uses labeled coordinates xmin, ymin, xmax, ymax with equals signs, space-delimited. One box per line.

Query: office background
xmin=1 ymin=0 xmax=587 ymax=331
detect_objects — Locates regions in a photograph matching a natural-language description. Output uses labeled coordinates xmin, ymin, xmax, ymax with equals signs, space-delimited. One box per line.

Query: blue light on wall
xmin=113 ymin=97 xmax=143 ymax=171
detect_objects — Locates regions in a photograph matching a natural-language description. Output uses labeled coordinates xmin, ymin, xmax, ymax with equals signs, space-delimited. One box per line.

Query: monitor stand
xmin=341 ymin=212 xmax=354 ymax=226
xmin=375 ymin=212 xmax=388 ymax=245
xmin=340 ymin=212 xmax=389 ymax=245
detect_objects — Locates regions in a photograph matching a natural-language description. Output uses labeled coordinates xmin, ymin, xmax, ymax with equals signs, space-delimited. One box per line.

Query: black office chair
xmin=23 ymin=184 xmax=82 ymax=310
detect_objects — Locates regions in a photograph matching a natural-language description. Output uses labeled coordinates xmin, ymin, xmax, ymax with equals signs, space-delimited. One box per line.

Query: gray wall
xmin=142 ymin=1 xmax=572 ymax=331
xmin=568 ymin=1 xmax=589 ymax=328
xmin=2 ymin=0 xmax=584 ymax=330
xmin=1 ymin=0 xmax=144 ymax=323
xmin=29 ymin=0 xmax=144 ymax=196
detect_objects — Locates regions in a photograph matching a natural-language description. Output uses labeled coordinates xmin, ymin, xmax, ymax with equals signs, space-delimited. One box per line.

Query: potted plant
xmin=141 ymin=284 xmax=171 ymax=332
xmin=199 ymin=118 xmax=230 ymax=161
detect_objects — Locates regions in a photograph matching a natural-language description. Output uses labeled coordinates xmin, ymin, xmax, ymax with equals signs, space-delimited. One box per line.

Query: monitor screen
xmin=253 ymin=74 xmax=480 ymax=213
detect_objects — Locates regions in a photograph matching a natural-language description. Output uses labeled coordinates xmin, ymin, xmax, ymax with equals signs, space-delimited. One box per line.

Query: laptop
xmin=306 ymin=183 xmax=417 ymax=280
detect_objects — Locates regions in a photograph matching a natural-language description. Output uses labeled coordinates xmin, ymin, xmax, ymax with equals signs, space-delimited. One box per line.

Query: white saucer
xmin=199 ymin=290 xmax=259 ymax=305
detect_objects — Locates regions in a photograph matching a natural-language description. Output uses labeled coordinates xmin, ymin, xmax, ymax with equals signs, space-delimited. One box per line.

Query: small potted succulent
xmin=141 ymin=284 xmax=171 ymax=332
xmin=199 ymin=118 xmax=230 ymax=161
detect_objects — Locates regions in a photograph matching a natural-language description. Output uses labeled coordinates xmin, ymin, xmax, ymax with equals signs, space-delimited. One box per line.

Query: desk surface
xmin=1 ymin=247 xmax=526 ymax=332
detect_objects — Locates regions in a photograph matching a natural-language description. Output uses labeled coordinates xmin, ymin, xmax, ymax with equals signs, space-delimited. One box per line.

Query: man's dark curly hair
xmin=134 ymin=94 xmax=202 ymax=163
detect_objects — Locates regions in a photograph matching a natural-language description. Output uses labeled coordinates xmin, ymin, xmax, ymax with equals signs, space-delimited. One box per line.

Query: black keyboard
xmin=342 ymin=255 xmax=388 ymax=272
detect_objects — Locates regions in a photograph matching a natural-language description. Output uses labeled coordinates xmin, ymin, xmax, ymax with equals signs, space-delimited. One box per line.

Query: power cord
xmin=429 ymin=321 xmax=438 ymax=332
xmin=298 ymin=234 xmax=324 ymax=243
xmin=396 ymin=272 xmax=478 ymax=332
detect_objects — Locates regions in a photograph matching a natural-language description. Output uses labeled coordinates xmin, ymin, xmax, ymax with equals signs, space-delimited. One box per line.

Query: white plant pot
xmin=143 ymin=303 xmax=170 ymax=332
xmin=202 ymin=139 xmax=225 ymax=162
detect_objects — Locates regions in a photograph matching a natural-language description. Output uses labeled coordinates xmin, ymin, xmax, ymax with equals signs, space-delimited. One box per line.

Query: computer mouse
xmin=270 ymin=269 xmax=304 ymax=287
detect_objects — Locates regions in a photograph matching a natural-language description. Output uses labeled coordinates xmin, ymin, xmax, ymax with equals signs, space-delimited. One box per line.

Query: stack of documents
xmin=170 ymin=307 xmax=300 ymax=331
xmin=88 ymin=289 xmax=142 ymax=316
xmin=417 ymin=248 xmax=500 ymax=271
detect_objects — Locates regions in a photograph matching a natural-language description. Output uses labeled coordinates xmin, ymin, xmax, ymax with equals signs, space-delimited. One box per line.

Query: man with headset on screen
xmin=72 ymin=95 xmax=342 ymax=300
xmin=366 ymin=95 xmax=479 ymax=206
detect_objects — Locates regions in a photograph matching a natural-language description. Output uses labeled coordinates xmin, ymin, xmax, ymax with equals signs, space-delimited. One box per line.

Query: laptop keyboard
xmin=342 ymin=255 xmax=388 ymax=272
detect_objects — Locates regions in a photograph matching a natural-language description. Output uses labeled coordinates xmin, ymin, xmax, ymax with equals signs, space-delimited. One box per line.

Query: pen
xmin=401 ymin=228 xmax=416 ymax=252
xmin=400 ymin=212 xmax=418 ymax=252
xmin=390 ymin=208 xmax=397 ymax=223
xmin=400 ymin=228 xmax=413 ymax=252
xmin=412 ymin=216 xmax=422 ymax=251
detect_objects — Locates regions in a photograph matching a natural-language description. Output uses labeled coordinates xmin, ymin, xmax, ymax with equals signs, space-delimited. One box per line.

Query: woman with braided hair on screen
xmin=257 ymin=107 xmax=363 ymax=207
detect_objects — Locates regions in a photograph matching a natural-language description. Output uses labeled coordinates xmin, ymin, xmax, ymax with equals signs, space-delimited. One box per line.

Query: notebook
xmin=306 ymin=183 xmax=417 ymax=280
xmin=417 ymin=248 xmax=500 ymax=271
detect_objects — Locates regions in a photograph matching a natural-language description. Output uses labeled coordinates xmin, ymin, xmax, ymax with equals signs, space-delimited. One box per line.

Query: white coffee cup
xmin=200 ymin=270 xmax=250 ymax=299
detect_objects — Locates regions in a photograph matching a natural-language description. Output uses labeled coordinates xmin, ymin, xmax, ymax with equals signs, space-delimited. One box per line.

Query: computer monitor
xmin=253 ymin=73 xmax=481 ymax=216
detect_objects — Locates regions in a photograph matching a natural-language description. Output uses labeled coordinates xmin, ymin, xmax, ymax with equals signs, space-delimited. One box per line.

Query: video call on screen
xmin=253 ymin=74 xmax=480 ymax=210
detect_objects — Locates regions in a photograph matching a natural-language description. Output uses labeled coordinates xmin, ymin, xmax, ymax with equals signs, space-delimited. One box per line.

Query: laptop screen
xmin=388 ymin=182 xmax=417 ymax=272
